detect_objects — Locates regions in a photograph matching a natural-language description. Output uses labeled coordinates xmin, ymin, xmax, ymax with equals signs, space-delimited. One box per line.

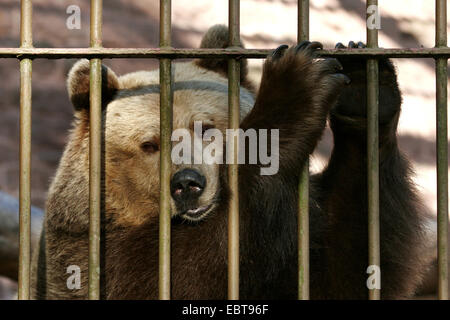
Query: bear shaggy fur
xmin=31 ymin=25 xmax=430 ymax=299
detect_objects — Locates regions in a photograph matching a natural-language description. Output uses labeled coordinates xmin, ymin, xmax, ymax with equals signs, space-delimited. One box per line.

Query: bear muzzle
xmin=170 ymin=169 xmax=214 ymax=221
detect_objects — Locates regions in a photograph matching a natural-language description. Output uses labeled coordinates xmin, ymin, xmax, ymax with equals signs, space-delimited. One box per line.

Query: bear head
xmin=59 ymin=25 xmax=255 ymax=229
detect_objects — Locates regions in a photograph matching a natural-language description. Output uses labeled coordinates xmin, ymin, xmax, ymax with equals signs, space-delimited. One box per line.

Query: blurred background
xmin=0 ymin=0 xmax=449 ymax=299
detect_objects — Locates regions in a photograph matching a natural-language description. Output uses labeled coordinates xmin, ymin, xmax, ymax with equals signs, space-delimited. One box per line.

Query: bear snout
xmin=170 ymin=168 xmax=206 ymax=205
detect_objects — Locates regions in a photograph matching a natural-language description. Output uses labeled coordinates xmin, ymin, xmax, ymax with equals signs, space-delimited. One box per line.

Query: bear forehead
xmin=104 ymin=61 xmax=255 ymax=143
xmin=106 ymin=61 xmax=254 ymax=127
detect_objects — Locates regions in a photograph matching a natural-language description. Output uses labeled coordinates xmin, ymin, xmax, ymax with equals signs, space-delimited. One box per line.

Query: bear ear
xmin=67 ymin=59 xmax=119 ymax=113
xmin=195 ymin=24 xmax=248 ymax=83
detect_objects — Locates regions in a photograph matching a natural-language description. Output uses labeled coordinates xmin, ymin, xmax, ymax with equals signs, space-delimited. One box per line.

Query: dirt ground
xmin=0 ymin=0 xmax=448 ymax=299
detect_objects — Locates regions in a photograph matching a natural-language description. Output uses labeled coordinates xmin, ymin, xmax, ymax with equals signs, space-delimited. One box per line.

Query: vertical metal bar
xmin=297 ymin=0 xmax=310 ymax=301
xmin=435 ymin=0 xmax=449 ymax=301
xmin=159 ymin=0 xmax=172 ymax=300
xmin=366 ymin=0 xmax=380 ymax=300
xmin=88 ymin=0 xmax=103 ymax=300
xmin=228 ymin=0 xmax=240 ymax=300
xmin=18 ymin=0 xmax=32 ymax=301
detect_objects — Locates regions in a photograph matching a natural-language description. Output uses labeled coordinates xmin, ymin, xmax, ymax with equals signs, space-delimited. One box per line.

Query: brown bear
xmin=31 ymin=25 xmax=431 ymax=299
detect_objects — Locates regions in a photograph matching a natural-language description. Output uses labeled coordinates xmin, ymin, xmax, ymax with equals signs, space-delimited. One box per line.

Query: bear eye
xmin=140 ymin=141 xmax=159 ymax=154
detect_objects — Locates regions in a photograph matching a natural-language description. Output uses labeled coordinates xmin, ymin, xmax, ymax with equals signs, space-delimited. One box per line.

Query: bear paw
xmin=332 ymin=41 xmax=401 ymax=125
xmin=258 ymin=41 xmax=350 ymax=118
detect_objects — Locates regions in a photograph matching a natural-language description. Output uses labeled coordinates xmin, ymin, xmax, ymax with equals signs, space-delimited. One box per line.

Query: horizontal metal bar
xmin=2 ymin=47 xmax=450 ymax=59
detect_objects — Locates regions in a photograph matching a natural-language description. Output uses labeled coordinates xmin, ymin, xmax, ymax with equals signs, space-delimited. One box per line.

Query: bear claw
xmin=295 ymin=41 xmax=323 ymax=54
xmin=357 ymin=41 xmax=366 ymax=48
xmin=336 ymin=41 xmax=367 ymax=49
xmin=272 ymin=44 xmax=289 ymax=60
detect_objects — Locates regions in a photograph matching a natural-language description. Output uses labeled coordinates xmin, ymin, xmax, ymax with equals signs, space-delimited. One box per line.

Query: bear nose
xmin=170 ymin=169 xmax=206 ymax=201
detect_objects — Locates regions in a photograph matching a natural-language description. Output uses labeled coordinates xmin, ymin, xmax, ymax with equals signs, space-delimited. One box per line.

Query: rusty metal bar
xmin=297 ymin=0 xmax=310 ymax=301
xmin=18 ymin=0 xmax=33 ymax=301
xmin=88 ymin=0 xmax=103 ymax=300
xmin=435 ymin=0 xmax=449 ymax=301
xmin=159 ymin=0 xmax=172 ymax=301
xmin=366 ymin=0 xmax=380 ymax=300
xmin=2 ymin=47 xmax=450 ymax=60
xmin=6 ymin=0 xmax=448 ymax=303
xmin=227 ymin=0 xmax=240 ymax=301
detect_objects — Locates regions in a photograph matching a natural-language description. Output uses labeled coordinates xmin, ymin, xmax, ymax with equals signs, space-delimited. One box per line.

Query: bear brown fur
xmin=31 ymin=25 xmax=431 ymax=299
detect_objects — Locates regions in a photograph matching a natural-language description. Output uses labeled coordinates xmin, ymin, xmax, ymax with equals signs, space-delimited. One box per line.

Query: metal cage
xmin=1 ymin=0 xmax=448 ymax=300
